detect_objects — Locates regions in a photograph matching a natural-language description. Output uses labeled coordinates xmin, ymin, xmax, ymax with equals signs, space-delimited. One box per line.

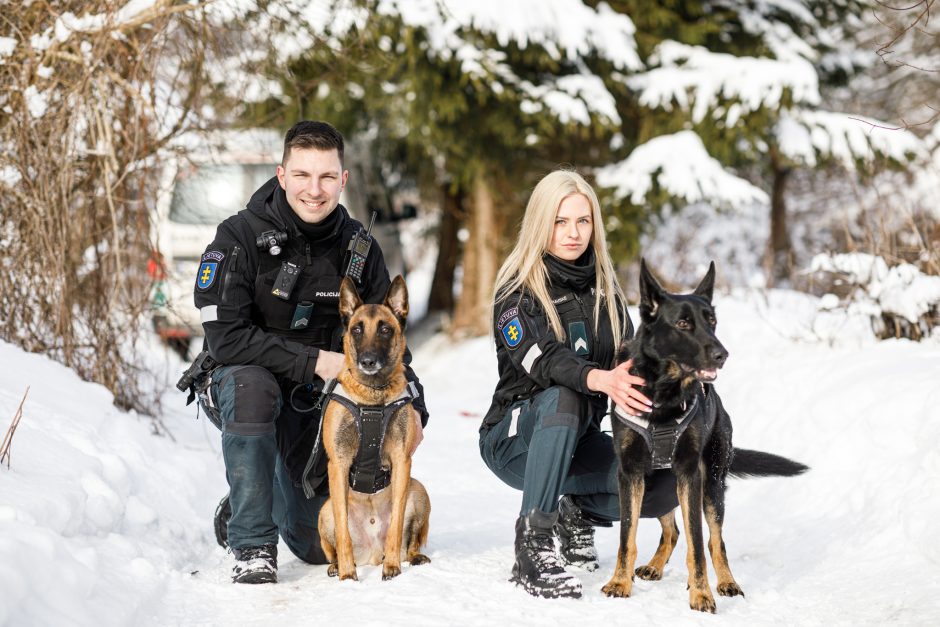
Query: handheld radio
xmin=344 ymin=211 xmax=377 ymax=283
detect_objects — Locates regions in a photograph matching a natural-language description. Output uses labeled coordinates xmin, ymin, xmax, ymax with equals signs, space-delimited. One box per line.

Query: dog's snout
xmin=711 ymin=346 xmax=728 ymax=366
xmin=357 ymin=351 xmax=385 ymax=374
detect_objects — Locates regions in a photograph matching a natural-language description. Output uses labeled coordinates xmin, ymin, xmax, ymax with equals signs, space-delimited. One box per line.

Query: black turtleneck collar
xmin=544 ymin=249 xmax=596 ymax=291
xmin=273 ymin=186 xmax=344 ymax=244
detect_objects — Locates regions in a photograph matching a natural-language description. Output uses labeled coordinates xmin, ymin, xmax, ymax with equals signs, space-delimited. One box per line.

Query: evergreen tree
xmin=597 ymin=0 xmax=926 ymax=284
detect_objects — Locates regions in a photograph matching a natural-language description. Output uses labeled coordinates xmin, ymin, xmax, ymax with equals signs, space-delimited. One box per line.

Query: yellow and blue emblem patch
xmin=497 ymin=307 xmax=524 ymax=349
xmin=196 ymin=250 xmax=225 ymax=291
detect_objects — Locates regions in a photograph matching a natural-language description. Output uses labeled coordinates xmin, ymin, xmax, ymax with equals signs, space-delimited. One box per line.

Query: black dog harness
xmin=324 ymin=380 xmax=418 ymax=494
xmin=612 ymin=385 xmax=714 ymax=470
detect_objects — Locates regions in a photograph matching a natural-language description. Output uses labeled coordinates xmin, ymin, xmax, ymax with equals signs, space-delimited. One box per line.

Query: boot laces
xmin=557 ymin=501 xmax=597 ymax=560
xmin=525 ymin=531 xmax=566 ymax=573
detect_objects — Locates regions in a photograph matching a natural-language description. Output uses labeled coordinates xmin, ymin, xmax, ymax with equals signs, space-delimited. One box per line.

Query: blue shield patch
xmin=502 ymin=317 xmax=524 ymax=348
xmin=196 ymin=262 xmax=218 ymax=290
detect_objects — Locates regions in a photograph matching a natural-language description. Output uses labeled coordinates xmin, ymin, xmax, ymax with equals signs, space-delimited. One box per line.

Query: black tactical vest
xmin=243 ymin=210 xmax=347 ymax=351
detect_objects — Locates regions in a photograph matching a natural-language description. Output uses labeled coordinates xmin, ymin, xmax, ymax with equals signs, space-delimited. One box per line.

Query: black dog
xmin=601 ymin=260 xmax=807 ymax=612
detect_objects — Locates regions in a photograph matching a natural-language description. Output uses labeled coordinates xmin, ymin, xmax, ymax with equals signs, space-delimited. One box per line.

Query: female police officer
xmin=478 ymin=170 xmax=677 ymax=599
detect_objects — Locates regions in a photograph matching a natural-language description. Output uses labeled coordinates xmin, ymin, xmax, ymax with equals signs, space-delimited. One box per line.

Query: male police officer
xmin=192 ymin=121 xmax=428 ymax=583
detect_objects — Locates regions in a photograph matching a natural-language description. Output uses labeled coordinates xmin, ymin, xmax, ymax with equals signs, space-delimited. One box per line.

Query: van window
xmin=169 ymin=163 xmax=275 ymax=225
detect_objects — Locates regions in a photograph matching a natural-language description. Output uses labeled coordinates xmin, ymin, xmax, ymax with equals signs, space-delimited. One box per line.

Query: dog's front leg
xmin=327 ymin=457 xmax=358 ymax=581
xmin=677 ymin=463 xmax=716 ymax=613
xmin=601 ymin=470 xmax=645 ymax=598
xmin=704 ymin=465 xmax=742 ymax=597
xmin=382 ymin=446 xmax=410 ymax=580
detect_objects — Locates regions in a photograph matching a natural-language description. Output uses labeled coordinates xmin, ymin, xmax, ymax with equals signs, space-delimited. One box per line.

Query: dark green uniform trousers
xmin=480 ymin=385 xmax=678 ymax=520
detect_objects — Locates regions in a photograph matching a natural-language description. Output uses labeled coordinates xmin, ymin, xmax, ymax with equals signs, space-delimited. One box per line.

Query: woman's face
xmin=548 ymin=194 xmax=593 ymax=261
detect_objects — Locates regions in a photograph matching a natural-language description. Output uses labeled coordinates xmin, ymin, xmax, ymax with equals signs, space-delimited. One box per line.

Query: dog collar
xmin=342 ymin=368 xmax=393 ymax=391
xmin=612 ymin=391 xmax=701 ymax=470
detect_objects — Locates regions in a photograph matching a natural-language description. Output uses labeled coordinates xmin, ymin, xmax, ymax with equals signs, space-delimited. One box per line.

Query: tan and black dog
xmin=602 ymin=260 xmax=807 ymax=612
xmin=318 ymin=275 xmax=431 ymax=581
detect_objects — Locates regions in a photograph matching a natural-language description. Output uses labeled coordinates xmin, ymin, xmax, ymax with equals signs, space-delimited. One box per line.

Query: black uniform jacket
xmin=481 ymin=253 xmax=634 ymax=431
xmin=193 ymin=176 xmax=428 ymax=423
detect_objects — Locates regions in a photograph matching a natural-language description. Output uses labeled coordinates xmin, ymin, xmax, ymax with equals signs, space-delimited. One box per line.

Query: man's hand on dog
xmin=587 ymin=359 xmax=652 ymax=416
xmin=315 ymin=350 xmax=345 ymax=380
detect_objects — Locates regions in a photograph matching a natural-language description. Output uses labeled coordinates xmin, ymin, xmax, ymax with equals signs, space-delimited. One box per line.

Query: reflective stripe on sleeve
xmin=520 ymin=344 xmax=542 ymax=373
xmin=200 ymin=305 xmax=218 ymax=323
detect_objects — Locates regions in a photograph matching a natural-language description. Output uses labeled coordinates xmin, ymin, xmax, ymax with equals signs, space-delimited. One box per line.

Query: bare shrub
xmin=0 ymin=1 xmax=223 ymax=414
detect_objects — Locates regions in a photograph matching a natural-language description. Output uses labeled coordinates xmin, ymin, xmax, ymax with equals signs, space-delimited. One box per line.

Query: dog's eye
xmin=708 ymin=316 xmax=717 ymax=327
xmin=378 ymin=323 xmax=391 ymax=336
xmin=676 ymin=319 xmax=691 ymax=330
xmin=351 ymin=324 xmax=363 ymax=336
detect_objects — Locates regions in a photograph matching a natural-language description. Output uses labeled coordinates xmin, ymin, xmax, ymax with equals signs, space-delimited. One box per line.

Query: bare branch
xmin=0 ymin=387 xmax=30 ymax=469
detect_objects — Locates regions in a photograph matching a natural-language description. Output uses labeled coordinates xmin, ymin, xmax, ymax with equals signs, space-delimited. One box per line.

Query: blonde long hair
xmin=493 ymin=170 xmax=625 ymax=343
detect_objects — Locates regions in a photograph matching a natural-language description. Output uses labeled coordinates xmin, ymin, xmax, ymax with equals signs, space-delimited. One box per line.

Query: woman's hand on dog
xmin=587 ymin=359 xmax=652 ymax=416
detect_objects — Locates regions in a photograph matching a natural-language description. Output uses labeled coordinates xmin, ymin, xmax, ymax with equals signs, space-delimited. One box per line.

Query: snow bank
xmin=2 ymin=288 xmax=940 ymax=625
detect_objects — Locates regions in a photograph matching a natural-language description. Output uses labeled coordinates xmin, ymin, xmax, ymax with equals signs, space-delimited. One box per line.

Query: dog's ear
xmin=339 ymin=276 xmax=363 ymax=325
xmin=639 ymin=258 xmax=664 ymax=321
xmin=384 ymin=275 xmax=409 ymax=328
xmin=693 ymin=261 xmax=716 ymax=303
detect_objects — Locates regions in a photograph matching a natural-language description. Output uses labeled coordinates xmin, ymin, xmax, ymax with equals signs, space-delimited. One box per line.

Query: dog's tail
xmin=729 ymin=448 xmax=808 ymax=478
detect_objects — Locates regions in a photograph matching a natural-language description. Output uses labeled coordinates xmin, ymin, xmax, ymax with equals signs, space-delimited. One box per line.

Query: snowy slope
xmin=1 ymin=290 xmax=939 ymax=626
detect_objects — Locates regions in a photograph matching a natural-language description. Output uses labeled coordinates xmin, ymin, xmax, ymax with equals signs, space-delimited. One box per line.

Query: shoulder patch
xmin=196 ymin=250 xmax=225 ymax=291
xmin=497 ymin=307 xmax=519 ymax=330
xmin=500 ymin=315 xmax=524 ymax=349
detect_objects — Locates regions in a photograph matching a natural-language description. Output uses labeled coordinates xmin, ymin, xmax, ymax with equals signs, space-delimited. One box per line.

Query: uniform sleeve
xmin=359 ymin=236 xmax=430 ymax=427
xmin=193 ymin=221 xmax=321 ymax=383
xmin=494 ymin=294 xmax=597 ymax=395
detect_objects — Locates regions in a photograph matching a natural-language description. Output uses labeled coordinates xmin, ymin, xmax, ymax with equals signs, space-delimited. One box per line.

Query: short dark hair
xmin=282 ymin=121 xmax=344 ymax=167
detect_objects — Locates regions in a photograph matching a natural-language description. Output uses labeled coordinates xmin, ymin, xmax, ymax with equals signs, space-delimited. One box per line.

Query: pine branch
xmin=0 ymin=387 xmax=30 ymax=469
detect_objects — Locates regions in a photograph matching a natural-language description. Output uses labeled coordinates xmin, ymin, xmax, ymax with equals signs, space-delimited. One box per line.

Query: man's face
xmin=276 ymin=147 xmax=349 ymax=224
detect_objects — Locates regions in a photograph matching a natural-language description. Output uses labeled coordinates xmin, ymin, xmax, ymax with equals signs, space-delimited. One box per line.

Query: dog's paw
xmin=382 ymin=564 xmax=401 ymax=580
xmin=409 ymin=554 xmax=431 ymax=566
xmin=601 ymin=580 xmax=633 ymax=598
xmin=327 ymin=563 xmax=338 ymax=577
xmin=338 ymin=568 xmax=358 ymax=582
xmin=689 ymin=589 xmax=717 ymax=613
xmin=717 ymin=581 xmax=744 ymax=597
xmin=635 ymin=565 xmax=663 ymax=581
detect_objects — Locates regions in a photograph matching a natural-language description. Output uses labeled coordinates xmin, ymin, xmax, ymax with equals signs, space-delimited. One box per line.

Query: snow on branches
xmin=596 ymin=130 xmax=768 ymax=209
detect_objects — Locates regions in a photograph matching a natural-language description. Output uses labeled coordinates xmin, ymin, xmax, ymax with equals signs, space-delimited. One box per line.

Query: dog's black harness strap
xmin=612 ymin=388 xmax=703 ymax=470
xmin=327 ymin=384 xmax=415 ymax=494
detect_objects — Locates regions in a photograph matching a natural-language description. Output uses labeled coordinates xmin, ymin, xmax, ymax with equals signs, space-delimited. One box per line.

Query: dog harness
xmin=322 ymin=380 xmax=419 ymax=494
xmin=612 ymin=385 xmax=714 ymax=470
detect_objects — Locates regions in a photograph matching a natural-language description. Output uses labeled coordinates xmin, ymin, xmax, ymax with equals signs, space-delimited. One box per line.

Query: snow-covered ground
xmin=2 ymin=289 xmax=939 ymax=626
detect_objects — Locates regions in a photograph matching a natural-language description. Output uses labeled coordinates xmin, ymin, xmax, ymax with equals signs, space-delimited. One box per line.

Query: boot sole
xmin=509 ymin=573 xmax=582 ymax=599
xmin=233 ymin=571 xmax=277 ymax=584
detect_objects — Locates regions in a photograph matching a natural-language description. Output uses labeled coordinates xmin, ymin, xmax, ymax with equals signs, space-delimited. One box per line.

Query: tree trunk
xmin=765 ymin=148 xmax=794 ymax=286
xmin=426 ymin=183 xmax=466 ymax=314
xmin=452 ymin=172 xmax=501 ymax=337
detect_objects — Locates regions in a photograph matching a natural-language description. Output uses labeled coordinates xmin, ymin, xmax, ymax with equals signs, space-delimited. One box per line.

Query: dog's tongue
xmin=697 ymin=368 xmax=718 ymax=382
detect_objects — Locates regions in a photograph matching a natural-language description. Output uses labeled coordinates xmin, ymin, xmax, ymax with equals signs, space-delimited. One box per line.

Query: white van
xmin=150 ymin=129 xmax=408 ymax=357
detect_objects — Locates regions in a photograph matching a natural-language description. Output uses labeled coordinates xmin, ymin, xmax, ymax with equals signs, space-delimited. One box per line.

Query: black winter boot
xmin=213 ymin=493 xmax=231 ymax=549
xmin=554 ymin=495 xmax=609 ymax=572
xmin=232 ymin=543 xmax=278 ymax=584
xmin=510 ymin=510 xmax=582 ymax=599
